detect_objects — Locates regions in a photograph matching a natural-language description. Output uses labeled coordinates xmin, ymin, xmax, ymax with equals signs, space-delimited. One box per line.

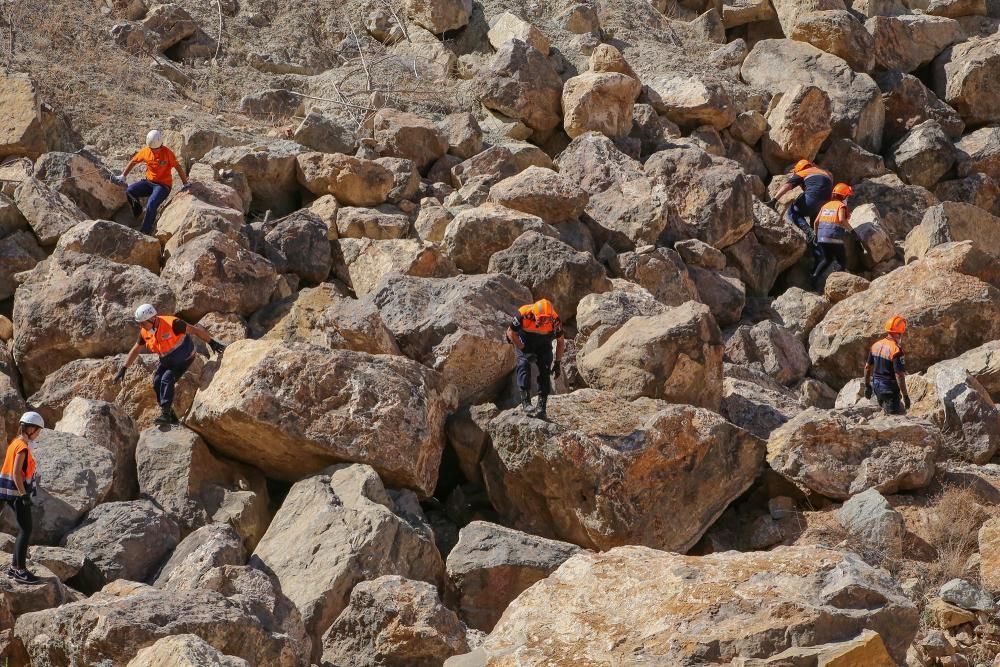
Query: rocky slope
xmin=0 ymin=0 xmax=999 ymax=665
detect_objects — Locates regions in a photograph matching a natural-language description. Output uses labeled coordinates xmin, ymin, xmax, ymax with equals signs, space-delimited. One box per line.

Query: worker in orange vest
xmin=864 ymin=316 xmax=911 ymax=415
xmin=506 ymin=299 xmax=565 ymax=420
xmin=112 ymin=129 xmax=190 ymax=235
xmin=1 ymin=411 xmax=45 ymax=584
xmin=766 ymin=159 xmax=834 ymax=264
xmin=812 ymin=183 xmax=855 ymax=288
xmin=114 ymin=304 xmax=226 ymax=425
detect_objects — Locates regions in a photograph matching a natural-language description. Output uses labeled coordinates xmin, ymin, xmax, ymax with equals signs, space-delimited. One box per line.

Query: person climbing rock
xmin=864 ymin=315 xmax=911 ymax=415
xmin=766 ymin=159 xmax=834 ymax=264
xmin=811 ymin=182 xmax=855 ymax=289
xmin=114 ymin=304 xmax=226 ymax=425
xmin=506 ymin=298 xmax=565 ymax=420
xmin=112 ymin=129 xmax=189 ymax=235
xmin=1 ymin=412 xmax=45 ymax=584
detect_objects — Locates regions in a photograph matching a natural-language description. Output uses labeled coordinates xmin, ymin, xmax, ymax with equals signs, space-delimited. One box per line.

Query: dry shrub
xmin=923 ymin=484 xmax=991 ymax=589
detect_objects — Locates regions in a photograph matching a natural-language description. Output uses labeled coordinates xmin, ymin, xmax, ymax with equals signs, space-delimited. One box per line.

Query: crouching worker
xmin=812 ymin=182 xmax=855 ymax=288
xmin=864 ymin=315 xmax=911 ymax=415
xmin=506 ymin=298 xmax=565 ymax=420
xmin=112 ymin=129 xmax=189 ymax=235
xmin=115 ymin=304 xmax=226 ymax=425
xmin=2 ymin=412 xmax=45 ymax=584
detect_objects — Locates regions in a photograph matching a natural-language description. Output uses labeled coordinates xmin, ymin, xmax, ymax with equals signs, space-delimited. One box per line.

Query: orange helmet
xmin=531 ymin=298 xmax=557 ymax=320
xmin=833 ymin=183 xmax=853 ymax=198
xmin=793 ymin=159 xmax=814 ymax=173
xmin=885 ymin=315 xmax=907 ymax=334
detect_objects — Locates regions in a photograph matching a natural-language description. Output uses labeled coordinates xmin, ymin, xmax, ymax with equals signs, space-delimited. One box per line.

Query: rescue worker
xmin=864 ymin=315 xmax=911 ymax=415
xmin=2 ymin=412 xmax=45 ymax=584
xmin=114 ymin=304 xmax=226 ymax=425
xmin=812 ymin=183 xmax=855 ymax=288
xmin=112 ymin=130 xmax=189 ymax=235
xmin=505 ymin=298 xmax=565 ymax=420
xmin=766 ymin=159 xmax=834 ymax=261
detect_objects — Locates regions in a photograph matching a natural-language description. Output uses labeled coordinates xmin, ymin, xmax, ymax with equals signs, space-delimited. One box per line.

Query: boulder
xmin=371 ymin=273 xmax=532 ymax=403
xmin=611 ymin=247 xmax=700 ymax=307
xmin=202 ymin=141 xmax=305 ymax=216
xmin=376 ymin=157 xmax=420 ymax=204
xmin=321 ymin=575 xmax=471 ymax=667
xmin=404 ymin=0 xmax=471 ymax=33
xmin=449 ymin=545 xmax=917 ymax=665
xmin=842 ymin=203 xmax=894 ymax=267
xmin=488 ymin=231 xmax=611 ymax=319
xmin=722 ymin=0 xmax=777 ymax=27
xmin=687 ymin=266 xmax=746 ymax=327
xmin=186 ymin=339 xmax=453 ymax=495
xmin=751 ymin=199 xmax=808 ymax=273
xmin=955 ymin=125 xmax=1000 ymax=181
xmin=13 ymin=176 xmax=87 ymax=246
xmin=250 ymin=465 xmax=444 ymax=659
xmin=445 ymin=521 xmax=582 ymax=632
xmin=875 ymin=71 xmax=965 ymax=145
xmin=935 ymin=172 xmax=1000 ymax=216
xmin=905 ymin=201 xmax=1000 ymax=262
xmin=0 ymin=74 xmax=46 ymax=159
xmin=413 ymin=202 xmax=453 ymax=242
xmin=761 ymin=85 xmax=833 ymax=175
xmin=295 ymin=152 xmax=394 ymax=207
xmin=643 ymin=74 xmax=737 ymax=130
xmin=55 ymin=219 xmax=161 ymax=273
xmin=251 ymin=209 xmax=331 ymax=285
xmin=562 ymin=71 xmax=641 ymax=139
xmin=834 ymin=488 xmax=905 ymax=558
xmin=939 ymin=578 xmax=993 ymax=611
xmin=451 ymin=143 xmax=552 ymax=189
xmin=789 ymin=10 xmax=876 ymax=73
xmin=0 ymin=229 xmax=46 ymax=300
xmin=644 ymin=143 xmax=755 ymax=248
xmin=817 ymin=138 xmax=890 ymax=184
xmin=153 ymin=524 xmax=247 ymax=591
xmin=373 ymin=108 xmax=450 ymax=172
xmin=847 ymin=173 xmax=938 ymax=245
xmin=487 ymin=166 xmax=589 ymax=224
xmin=767 ymin=408 xmax=939 ymax=499
xmin=927 ymin=0 xmax=989 ymax=15
xmin=887 ymin=120 xmax=956 ymax=189
xmin=933 ymin=33 xmax=1000 ymax=125
xmin=0 ymin=192 xmax=27 ymax=237
xmin=868 ymin=14 xmax=965 ymax=73
xmin=770 ymin=0 xmax=847 ymax=35
xmin=390 ymin=24 xmax=457 ymax=80
xmin=142 ymin=3 xmax=197 ymax=50
xmin=336 ymin=205 xmax=411 ymax=240
xmin=475 ymin=40 xmax=563 ymax=134
xmin=337 ymin=238 xmax=457 ymax=296
xmin=154 ymin=188 xmax=247 ymax=256
xmin=481 ymin=389 xmax=764 ymax=551
xmin=253 ymin=284 xmax=400 ymax=356
xmin=907 ymin=365 xmax=1000 ymax=463
xmin=824 ymin=272 xmax=870 ymax=303
xmin=741 ymin=39 xmax=884 ymax=151
xmin=34 ymin=150 xmax=126 ymax=219
xmin=771 ymin=287 xmax=832 ymax=341
xmin=980 ymin=517 xmax=1000 ymax=592
xmin=127 ymin=634 xmax=250 ymax=667
xmin=55 ymin=397 xmax=139 ymax=502
xmin=63 ymin=500 xmax=180 ymax=589
xmin=926 ymin=339 xmax=1000 ymax=400
xmin=809 ymin=242 xmax=1000 ymax=386
xmin=12 ymin=251 xmax=175 ymax=393
xmin=487 ymin=12 xmax=549 ymax=54
xmin=722 ymin=230 xmax=780 ymax=296
xmin=574 ymin=160 xmax=671 ymax=250
xmin=0 ymin=568 xmax=80 ymax=635
xmin=136 ymin=426 xmax=270 ymax=546
xmin=736 ymin=631 xmax=897 ymax=666
xmin=725 ymin=320 xmax=810 ymax=386
xmin=441 ymin=204 xmax=555 ymax=273
xmin=722 ymin=370 xmax=803 ymax=439
xmin=574 ymin=282 xmax=669 ymax=344
xmin=439 ymin=113 xmax=483 ymax=160
xmin=13 ymin=579 xmax=307 ymax=666
xmin=293 ymin=111 xmax=357 ymax=155
xmin=162 ymin=231 xmax=278 ymax=321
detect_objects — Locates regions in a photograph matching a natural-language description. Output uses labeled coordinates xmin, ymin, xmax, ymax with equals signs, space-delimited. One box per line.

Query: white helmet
xmin=146 ymin=129 xmax=163 ymax=149
xmin=134 ymin=303 xmax=157 ymax=322
xmin=19 ymin=412 xmax=44 ymax=429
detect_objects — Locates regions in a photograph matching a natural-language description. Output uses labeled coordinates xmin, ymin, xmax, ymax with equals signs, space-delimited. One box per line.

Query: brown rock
xmin=824 ymin=272 xmax=870 ymax=303
xmin=980 ymin=517 xmax=1000 ymax=592
xmin=487 ymin=12 xmax=549 ymax=54
xmin=933 ymin=33 xmax=1000 ymax=125
xmin=296 ymin=152 xmax=394 ymax=207
xmin=127 ymin=634 xmax=250 ymax=667
xmin=56 ymin=219 xmax=161 ymax=273
xmin=956 ymin=126 xmax=1000 ymax=181
xmin=13 ymin=176 xmax=87 ymax=246
xmin=487 ymin=166 xmax=588 ymax=224
xmin=848 ymin=173 xmax=938 ymax=242
xmin=34 ymin=151 xmax=126 ymax=219
xmin=562 ymin=72 xmax=641 ymax=139
xmin=155 ymin=188 xmax=247 ymax=256
xmin=725 ymin=320 xmax=810 ymax=386
xmin=293 ymin=111 xmax=357 ymax=155
xmin=441 ymin=204 xmax=556 ymax=273
xmin=0 ymin=74 xmax=46 ymax=159
xmin=935 ymin=172 xmax=1000 ymax=216
xmin=404 ymin=0 xmax=471 ymax=33
xmin=869 ymin=14 xmax=965 ymax=73
xmin=251 ymin=209 xmax=332 ymax=285
xmin=762 ymin=85 xmax=833 ymax=174
xmin=875 ymin=70 xmax=965 ymax=144
xmin=644 ymin=74 xmax=737 ymax=130
xmin=55 ymin=397 xmax=139 ymax=502
xmin=888 ymin=120 xmax=956 ymax=190
xmin=0 ymin=229 xmax=46 ymax=300
xmin=202 ymin=141 xmax=305 ymax=216
xmin=475 ymin=40 xmax=563 ymax=133
xmin=905 ymin=201 xmax=1000 ymax=262
xmin=153 ymin=523 xmax=247 ymax=592
xmin=337 ymin=238 xmax=456 ymax=296
xmin=612 ymin=246 xmax=700 ymax=306
xmin=336 ymin=204 xmax=411 ymax=240
xmin=373 ymin=108 xmax=450 ymax=172
xmin=439 ymin=113 xmax=483 ymax=160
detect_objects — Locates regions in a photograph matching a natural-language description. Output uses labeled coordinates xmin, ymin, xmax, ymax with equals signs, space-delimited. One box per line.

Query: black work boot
xmin=127 ymin=194 xmax=142 ymax=218
xmin=154 ymin=405 xmax=172 ymax=425
xmin=170 ymin=408 xmax=180 ymax=425
xmin=519 ymin=391 xmax=532 ymax=413
xmin=533 ymin=395 xmax=548 ymax=420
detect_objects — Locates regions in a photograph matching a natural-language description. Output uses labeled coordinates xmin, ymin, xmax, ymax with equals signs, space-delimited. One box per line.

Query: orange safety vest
xmin=795 ymin=166 xmax=833 ymax=182
xmin=139 ymin=315 xmax=187 ymax=356
xmin=518 ymin=300 xmax=560 ymax=335
xmin=814 ymin=200 xmax=851 ymax=244
xmin=871 ymin=337 xmax=902 ymax=361
xmin=0 ymin=437 xmax=36 ymax=499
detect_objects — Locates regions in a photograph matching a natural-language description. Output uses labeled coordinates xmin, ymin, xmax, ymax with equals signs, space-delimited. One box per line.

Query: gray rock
xmin=939 ymin=578 xmax=994 ymax=611
xmin=154 ymin=523 xmax=247 ymax=591
xmin=834 ymin=488 xmax=905 ymax=558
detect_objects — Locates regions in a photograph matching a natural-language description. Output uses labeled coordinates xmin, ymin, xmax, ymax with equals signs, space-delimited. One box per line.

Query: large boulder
xmin=0 ymin=229 xmax=46 ymax=300
xmin=55 ymin=397 xmax=139 ymax=502
xmin=789 ymin=10 xmax=876 ymax=73
xmin=404 ymin=0 xmax=471 ymax=33
xmin=34 ymin=151 xmax=126 ymax=219
xmin=771 ymin=286 xmax=832 ymax=342
xmin=904 ymin=201 xmax=1000 ymax=262
xmin=643 ymin=74 xmax=737 ymax=130
xmin=440 ymin=204 xmax=556 ymax=274
xmin=809 ymin=242 xmax=1000 ymax=387
xmin=336 ymin=238 xmax=457 ymax=296
xmin=644 ymin=143 xmax=754 ymax=249
xmin=153 ymin=523 xmax=246 ymax=591
xmin=487 ymin=166 xmax=588 ymax=224
xmin=725 ymin=320 xmax=810 ymax=386
xmin=370 ymin=273 xmax=532 ymax=404
xmin=56 ymin=219 xmax=160 ymax=273
xmin=868 ymin=14 xmax=965 ymax=73
xmin=611 ymin=247 xmax=700 ymax=307
xmin=448 ymin=545 xmax=918 ymax=665
xmin=887 ymin=120 xmax=956 ymax=190
xmin=250 ymin=465 xmax=444 ymax=660
xmin=373 ymin=108 xmax=450 ymax=172
xmin=577 ymin=302 xmax=724 ymax=408
xmin=955 ymin=126 xmax=1000 ymax=181
xmin=761 ymin=85 xmax=833 ymax=175
xmin=161 ymin=231 xmax=279 ymax=321
xmin=488 ymin=231 xmax=611 ymax=319
xmin=875 ymin=71 xmax=965 ymax=146
xmin=835 ymin=488 xmax=905 ymax=558
xmin=927 ymin=339 xmax=1000 ymax=400
xmin=0 ymin=74 xmax=47 ymax=159
xmin=475 ymin=39 xmax=563 ymax=134
xmin=136 ymin=426 xmax=270 ymax=546
xmin=741 ymin=39 xmax=884 ymax=151
xmin=480 ymin=389 xmax=764 ymax=551
xmin=722 ymin=230 xmax=780 ymax=296
xmin=186 ymin=339 xmax=454 ymax=496
xmin=935 ymin=172 xmax=1000 ymax=216
xmin=62 ymin=500 xmax=180 ymax=589
xmin=450 ymin=143 xmax=552 ymax=189
xmin=767 ymin=408 xmax=940 ymax=499
xmin=154 ymin=188 xmax=247 ymax=256
xmin=562 ymin=71 xmax=641 ymax=139
xmin=126 ymin=634 xmax=250 ymax=667
xmin=722 ymin=368 xmax=804 ymax=439
xmin=293 ymin=112 xmax=357 ymax=156
xmin=847 ymin=173 xmax=939 ymax=242
xmin=12 ymin=251 xmax=175 ymax=393
xmin=336 ymin=205 xmax=411 ymax=240
xmin=250 ymin=209 xmax=331 ymax=285
xmin=13 ymin=177 xmax=87 ymax=246
xmin=295 ymin=152 xmax=394 ymax=207
xmin=445 ymin=521 xmax=582 ymax=632
xmin=320 ymin=575 xmax=471 ymax=667
xmin=13 ymin=579 xmax=307 ymax=666
xmin=201 ymin=141 xmax=306 ymax=216
xmin=687 ymin=265 xmax=746 ymax=327
xmin=933 ymin=33 xmax=1000 ymax=126
xmin=751 ymin=199 xmax=808 ymax=273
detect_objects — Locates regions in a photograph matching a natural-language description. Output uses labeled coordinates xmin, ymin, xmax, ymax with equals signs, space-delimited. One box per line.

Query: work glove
xmin=111 ymin=174 xmax=126 ymax=186
xmin=864 ymin=383 xmax=873 ymax=400
xmin=763 ymin=197 xmax=776 ymax=207
xmin=113 ymin=366 xmax=127 ymax=384
xmin=180 ymin=183 xmax=192 ymax=192
xmin=208 ymin=339 xmax=226 ymax=354
xmin=15 ymin=495 xmax=32 ymax=508
xmin=552 ymin=359 xmax=562 ymax=377
xmin=902 ymin=395 xmax=911 ymax=411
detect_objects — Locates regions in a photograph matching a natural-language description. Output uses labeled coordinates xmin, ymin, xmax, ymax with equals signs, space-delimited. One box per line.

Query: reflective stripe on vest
xmin=140 ymin=315 xmax=186 ymax=356
xmin=871 ymin=338 xmax=901 ymax=361
xmin=519 ymin=302 xmax=559 ymax=335
xmin=815 ymin=201 xmax=850 ymax=244
xmin=0 ymin=437 xmax=35 ymax=499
